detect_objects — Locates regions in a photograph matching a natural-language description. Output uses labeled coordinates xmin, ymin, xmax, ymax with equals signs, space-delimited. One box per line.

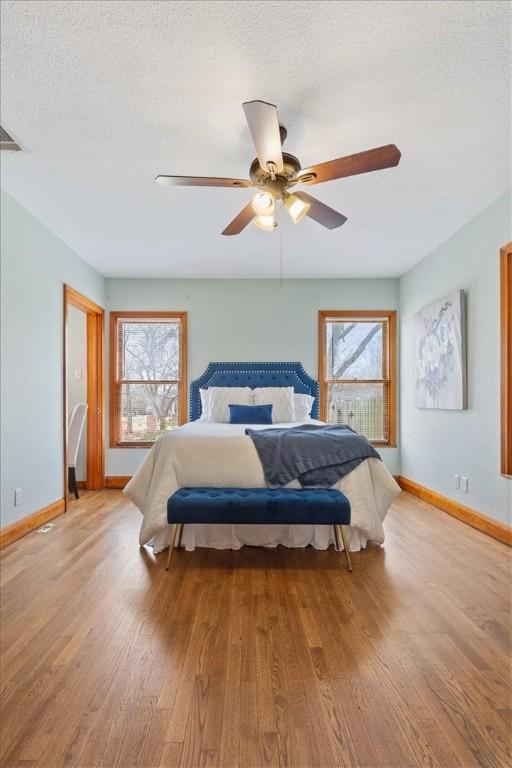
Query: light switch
xmin=73 ymin=368 xmax=82 ymax=380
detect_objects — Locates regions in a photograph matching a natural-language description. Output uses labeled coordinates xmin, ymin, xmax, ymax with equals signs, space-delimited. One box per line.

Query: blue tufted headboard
xmin=190 ymin=362 xmax=319 ymax=421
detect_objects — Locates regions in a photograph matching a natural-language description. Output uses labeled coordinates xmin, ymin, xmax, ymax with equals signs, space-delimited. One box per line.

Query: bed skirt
xmin=149 ymin=522 xmax=373 ymax=553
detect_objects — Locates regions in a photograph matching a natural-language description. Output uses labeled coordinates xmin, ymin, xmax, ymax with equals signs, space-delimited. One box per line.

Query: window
xmin=110 ymin=312 xmax=187 ymax=447
xmin=501 ymin=243 xmax=512 ymax=476
xmin=318 ymin=310 xmax=397 ymax=445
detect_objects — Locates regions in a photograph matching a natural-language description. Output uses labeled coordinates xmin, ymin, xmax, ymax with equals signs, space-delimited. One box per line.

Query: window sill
xmin=111 ymin=442 xmax=155 ymax=449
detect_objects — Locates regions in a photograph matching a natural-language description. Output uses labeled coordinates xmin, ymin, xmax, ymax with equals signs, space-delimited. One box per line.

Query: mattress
xmin=124 ymin=419 xmax=400 ymax=553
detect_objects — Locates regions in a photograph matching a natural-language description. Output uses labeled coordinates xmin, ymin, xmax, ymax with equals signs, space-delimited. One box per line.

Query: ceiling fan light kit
xmin=253 ymin=214 xmax=276 ymax=232
xmin=155 ymin=100 xmax=401 ymax=236
xmin=252 ymin=191 xmax=275 ymax=216
xmin=283 ymin=191 xmax=310 ymax=224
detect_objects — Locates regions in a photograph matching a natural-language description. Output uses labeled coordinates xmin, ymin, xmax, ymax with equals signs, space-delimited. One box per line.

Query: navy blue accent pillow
xmin=229 ymin=404 xmax=273 ymax=424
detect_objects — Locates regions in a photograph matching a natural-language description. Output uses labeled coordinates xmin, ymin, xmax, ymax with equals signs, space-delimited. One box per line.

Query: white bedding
xmin=125 ymin=419 xmax=400 ymax=553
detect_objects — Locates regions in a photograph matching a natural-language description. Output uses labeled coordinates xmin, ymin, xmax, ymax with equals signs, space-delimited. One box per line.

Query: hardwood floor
xmin=0 ymin=490 xmax=510 ymax=768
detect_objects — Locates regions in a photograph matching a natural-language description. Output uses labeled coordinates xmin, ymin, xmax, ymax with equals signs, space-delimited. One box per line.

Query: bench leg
xmin=177 ymin=523 xmax=184 ymax=549
xmin=338 ymin=525 xmax=353 ymax=572
xmin=333 ymin=524 xmax=341 ymax=551
xmin=166 ymin=524 xmax=178 ymax=570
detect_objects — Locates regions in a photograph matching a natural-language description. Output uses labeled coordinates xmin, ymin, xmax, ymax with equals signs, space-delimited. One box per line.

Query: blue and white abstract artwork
xmin=414 ymin=289 xmax=467 ymax=409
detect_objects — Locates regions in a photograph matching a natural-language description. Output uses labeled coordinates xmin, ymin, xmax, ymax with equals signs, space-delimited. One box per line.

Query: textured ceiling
xmin=1 ymin=0 xmax=510 ymax=278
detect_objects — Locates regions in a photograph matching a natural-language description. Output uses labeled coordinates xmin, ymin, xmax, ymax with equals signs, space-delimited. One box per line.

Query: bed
xmin=125 ymin=362 xmax=400 ymax=553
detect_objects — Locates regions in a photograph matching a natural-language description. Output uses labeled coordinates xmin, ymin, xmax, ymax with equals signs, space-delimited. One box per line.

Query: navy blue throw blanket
xmin=245 ymin=424 xmax=381 ymax=487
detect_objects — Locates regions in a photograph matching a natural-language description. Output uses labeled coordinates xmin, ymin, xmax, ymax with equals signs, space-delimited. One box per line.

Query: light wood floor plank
xmin=0 ymin=489 xmax=510 ymax=768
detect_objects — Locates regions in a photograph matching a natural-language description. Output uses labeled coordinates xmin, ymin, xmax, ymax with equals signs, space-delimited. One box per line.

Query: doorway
xmin=63 ymin=285 xmax=104 ymax=509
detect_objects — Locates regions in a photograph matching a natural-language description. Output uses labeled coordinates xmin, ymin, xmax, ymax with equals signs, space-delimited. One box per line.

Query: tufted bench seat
xmin=166 ymin=487 xmax=352 ymax=571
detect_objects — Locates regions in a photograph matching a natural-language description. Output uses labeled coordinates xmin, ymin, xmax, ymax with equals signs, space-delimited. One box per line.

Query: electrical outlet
xmin=461 ymin=476 xmax=469 ymax=493
xmin=14 ymin=488 xmax=22 ymax=506
xmin=454 ymin=474 xmax=460 ymax=489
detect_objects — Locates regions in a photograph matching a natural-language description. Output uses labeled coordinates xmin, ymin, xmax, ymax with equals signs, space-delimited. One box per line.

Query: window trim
xmin=318 ymin=310 xmax=397 ymax=447
xmin=109 ymin=311 xmax=188 ymax=448
xmin=501 ymin=243 xmax=512 ymax=476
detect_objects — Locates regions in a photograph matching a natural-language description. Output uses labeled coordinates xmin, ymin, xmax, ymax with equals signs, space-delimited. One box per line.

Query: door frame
xmin=501 ymin=242 xmax=512 ymax=476
xmin=63 ymin=285 xmax=105 ymax=508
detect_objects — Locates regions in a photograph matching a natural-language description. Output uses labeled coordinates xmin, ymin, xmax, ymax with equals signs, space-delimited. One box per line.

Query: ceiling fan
xmin=155 ymin=100 xmax=401 ymax=236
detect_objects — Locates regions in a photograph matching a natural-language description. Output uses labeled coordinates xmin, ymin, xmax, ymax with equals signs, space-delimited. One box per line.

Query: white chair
xmin=68 ymin=403 xmax=88 ymax=499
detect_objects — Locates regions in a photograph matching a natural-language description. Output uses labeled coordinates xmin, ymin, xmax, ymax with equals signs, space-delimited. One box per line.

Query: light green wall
xmin=3 ymin=187 xmax=509 ymax=528
xmin=400 ymin=190 xmax=512 ymax=524
xmin=0 ymin=190 xmax=105 ymax=527
xmin=0 ymin=190 xmax=400 ymax=526
xmin=105 ymin=278 xmax=400 ymax=476
xmin=3 ymin=182 xmax=509 ymax=530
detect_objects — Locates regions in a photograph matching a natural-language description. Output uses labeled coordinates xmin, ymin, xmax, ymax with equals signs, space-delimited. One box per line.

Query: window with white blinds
xmin=110 ymin=312 xmax=187 ymax=447
xmin=318 ymin=311 xmax=397 ymax=446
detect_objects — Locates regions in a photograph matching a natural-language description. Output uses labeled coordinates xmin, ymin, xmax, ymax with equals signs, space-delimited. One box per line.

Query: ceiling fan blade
xmin=294 ymin=192 xmax=347 ymax=229
xmin=242 ymin=100 xmax=284 ymax=173
xmin=298 ymin=144 xmax=401 ymax=185
xmin=221 ymin=201 xmax=255 ymax=236
xmin=155 ymin=175 xmax=252 ymax=188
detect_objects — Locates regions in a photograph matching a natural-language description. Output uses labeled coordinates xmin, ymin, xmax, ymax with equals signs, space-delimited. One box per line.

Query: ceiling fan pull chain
xmin=280 ymin=225 xmax=284 ymax=288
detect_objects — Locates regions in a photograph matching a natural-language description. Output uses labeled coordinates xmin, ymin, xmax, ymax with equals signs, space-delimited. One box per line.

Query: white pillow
xmin=207 ymin=386 xmax=252 ymax=423
xmin=293 ymin=393 xmax=315 ymax=420
xmin=252 ymin=386 xmax=295 ymax=423
xmin=199 ymin=388 xmax=211 ymax=420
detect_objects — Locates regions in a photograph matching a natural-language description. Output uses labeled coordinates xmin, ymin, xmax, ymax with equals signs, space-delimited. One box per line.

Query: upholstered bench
xmin=166 ymin=487 xmax=352 ymax=571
